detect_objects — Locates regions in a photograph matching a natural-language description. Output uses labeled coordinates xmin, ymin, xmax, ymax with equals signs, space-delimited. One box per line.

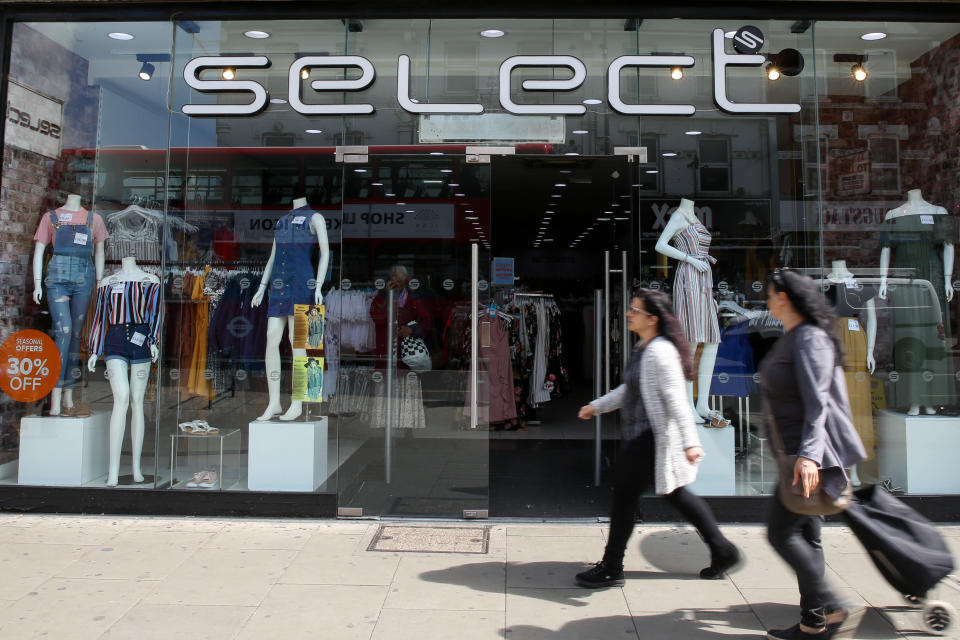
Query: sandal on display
xmin=705 ymin=410 xmax=731 ymax=428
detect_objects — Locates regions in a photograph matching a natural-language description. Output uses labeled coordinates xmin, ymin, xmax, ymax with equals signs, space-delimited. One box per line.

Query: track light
xmin=138 ymin=62 xmax=155 ymax=81
xmin=852 ymin=63 xmax=867 ymax=82
xmin=222 ymin=67 xmax=236 ymax=80
xmin=766 ymin=63 xmax=781 ymax=81
xmin=670 ymin=67 xmax=684 ymax=80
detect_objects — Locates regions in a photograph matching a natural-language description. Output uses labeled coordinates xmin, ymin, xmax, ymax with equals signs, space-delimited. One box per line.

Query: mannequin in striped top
xmin=655 ymin=199 xmax=722 ymax=423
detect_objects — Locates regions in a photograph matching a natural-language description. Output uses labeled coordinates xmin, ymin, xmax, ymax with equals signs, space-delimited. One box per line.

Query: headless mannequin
xmin=32 ymin=194 xmax=105 ymax=416
xmin=819 ymin=260 xmax=877 ymax=487
xmin=654 ymin=199 xmax=719 ymax=421
xmin=251 ymin=197 xmax=329 ymax=421
xmin=879 ymin=189 xmax=955 ymax=416
xmin=87 ymin=257 xmax=160 ymax=487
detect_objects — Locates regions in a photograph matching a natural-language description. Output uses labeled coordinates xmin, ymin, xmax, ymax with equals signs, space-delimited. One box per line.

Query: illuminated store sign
xmin=182 ymin=28 xmax=801 ymax=117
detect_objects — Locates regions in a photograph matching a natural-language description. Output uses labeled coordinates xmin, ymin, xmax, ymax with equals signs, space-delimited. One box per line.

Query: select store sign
xmin=182 ymin=28 xmax=800 ymax=118
xmin=5 ymin=81 xmax=64 ymax=160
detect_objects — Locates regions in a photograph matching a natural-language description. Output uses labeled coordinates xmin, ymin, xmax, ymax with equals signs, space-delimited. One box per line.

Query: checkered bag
xmin=400 ymin=335 xmax=432 ymax=372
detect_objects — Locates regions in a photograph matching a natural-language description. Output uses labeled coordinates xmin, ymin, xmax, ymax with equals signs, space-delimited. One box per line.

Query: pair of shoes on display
xmin=59 ymin=403 xmax=92 ymax=418
xmin=704 ymin=410 xmax=731 ymax=428
xmin=699 ymin=543 xmax=742 ymax=579
xmin=185 ymin=469 xmax=218 ymax=488
xmin=576 ymin=560 xmax=625 ymax=588
xmin=178 ymin=420 xmax=219 ymax=435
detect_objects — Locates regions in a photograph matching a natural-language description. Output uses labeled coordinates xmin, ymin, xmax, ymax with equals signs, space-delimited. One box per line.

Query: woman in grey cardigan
xmin=576 ymin=289 xmax=739 ymax=588
xmin=760 ymin=269 xmax=866 ymax=640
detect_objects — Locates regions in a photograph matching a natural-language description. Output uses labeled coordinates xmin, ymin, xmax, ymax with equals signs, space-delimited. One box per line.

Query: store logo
xmin=181 ymin=28 xmax=799 ymax=118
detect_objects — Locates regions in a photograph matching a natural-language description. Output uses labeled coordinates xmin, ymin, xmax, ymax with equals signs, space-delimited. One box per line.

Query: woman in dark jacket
xmin=760 ymin=268 xmax=867 ymax=640
xmin=575 ymin=289 xmax=740 ymax=588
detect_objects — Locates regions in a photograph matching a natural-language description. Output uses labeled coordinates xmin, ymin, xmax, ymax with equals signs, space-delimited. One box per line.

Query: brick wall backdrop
xmin=0 ymin=24 xmax=99 ymax=454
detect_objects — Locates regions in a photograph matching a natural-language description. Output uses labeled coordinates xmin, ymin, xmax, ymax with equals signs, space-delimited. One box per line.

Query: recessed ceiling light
xmin=430 ymin=151 xmax=444 ymax=155
xmin=440 ymin=169 xmax=453 ymax=173
xmin=108 ymin=32 xmax=134 ymax=40
xmin=597 ymin=217 xmax=611 ymax=221
xmin=559 ymin=170 xmax=571 ymax=174
xmin=645 ymin=170 xmax=659 ymax=174
xmin=271 ymin=98 xmax=288 ymax=104
xmin=423 ymin=180 xmax=443 ymax=184
xmin=685 ymin=130 xmax=702 ymax=136
xmin=545 ymin=210 xmax=554 ymax=214
xmin=386 ymin=193 xmax=396 ymax=197
xmin=583 ymin=99 xmax=602 ymax=105
xmin=554 ymin=183 xmax=567 ymax=187
xmin=305 ymin=129 xmax=322 ymax=134
xmin=244 ymin=30 xmax=270 ymax=39
xmin=572 ymin=130 xmax=588 ymax=135
xmin=455 ymin=192 xmax=466 ymax=197
xmin=465 ymin=210 xmax=474 ymax=213
xmin=543 ymin=238 xmax=554 ymax=242
xmin=861 ymin=32 xmax=887 ymax=41
xmin=405 ymin=210 xmax=415 ymax=213
xmin=564 ymin=153 xmax=580 ymax=156
xmin=397 ymin=202 xmax=406 ymax=205
xmin=615 ymin=217 xmax=629 ymax=221
xmin=604 ymin=211 xmax=613 ymax=214
xmin=662 ymin=152 xmax=677 ymax=157
xmin=448 ymin=183 xmax=459 ymax=187
xmin=632 ymin=183 xmax=642 ymax=187
xmin=465 ymin=216 xmax=479 ymax=220
xmin=480 ymin=29 xmax=505 ymax=38
xmin=354 ymin=168 xmax=367 ymax=172
xmin=551 ymin=194 xmax=562 ymax=198
xmin=371 ymin=182 xmax=383 ymax=186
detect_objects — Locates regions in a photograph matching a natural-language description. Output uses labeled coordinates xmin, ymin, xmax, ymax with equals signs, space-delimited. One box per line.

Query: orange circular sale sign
xmin=0 ymin=330 xmax=61 ymax=402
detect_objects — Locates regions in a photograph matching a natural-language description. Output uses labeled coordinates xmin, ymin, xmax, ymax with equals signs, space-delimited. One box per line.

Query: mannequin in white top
xmin=655 ymin=199 xmax=721 ymax=421
xmin=32 ymin=194 xmax=106 ymax=416
xmin=251 ymin=196 xmax=329 ymax=421
xmin=879 ymin=189 xmax=954 ymax=416
xmin=88 ymin=257 xmax=160 ymax=487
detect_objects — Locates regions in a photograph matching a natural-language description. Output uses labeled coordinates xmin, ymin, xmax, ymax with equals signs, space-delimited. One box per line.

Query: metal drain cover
xmin=367 ymin=525 xmax=490 ymax=554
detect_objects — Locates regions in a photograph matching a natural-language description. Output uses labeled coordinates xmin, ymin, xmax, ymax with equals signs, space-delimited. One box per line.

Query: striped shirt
xmin=89 ymin=281 xmax=163 ymax=356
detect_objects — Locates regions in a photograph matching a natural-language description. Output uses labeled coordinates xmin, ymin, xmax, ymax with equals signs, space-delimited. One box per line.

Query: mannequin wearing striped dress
xmin=655 ymin=199 xmax=722 ymax=421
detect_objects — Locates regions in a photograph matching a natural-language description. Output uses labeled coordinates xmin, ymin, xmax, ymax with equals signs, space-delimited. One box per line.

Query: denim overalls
xmin=267 ymin=208 xmax=316 ymax=317
xmin=45 ymin=210 xmax=97 ymax=388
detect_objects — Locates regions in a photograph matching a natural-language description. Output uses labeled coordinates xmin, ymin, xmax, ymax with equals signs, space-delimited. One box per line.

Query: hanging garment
xmin=366 ymin=372 xmax=426 ymax=429
xmin=105 ymin=213 xmax=161 ymax=262
xmin=267 ymin=208 xmax=316 ymax=317
xmin=710 ymin=321 xmax=758 ymax=398
xmin=879 ymin=214 xmax=956 ymax=408
xmin=824 ymin=281 xmax=878 ymax=458
xmin=671 ymin=221 xmax=721 ymax=344
xmin=466 ymin=316 xmax=517 ymax=424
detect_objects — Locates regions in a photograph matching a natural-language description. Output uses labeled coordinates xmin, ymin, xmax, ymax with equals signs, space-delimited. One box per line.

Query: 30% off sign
xmin=0 ymin=330 xmax=61 ymax=402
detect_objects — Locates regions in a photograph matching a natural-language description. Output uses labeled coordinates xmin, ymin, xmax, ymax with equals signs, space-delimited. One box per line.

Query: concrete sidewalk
xmin=0 ymin=514 xmax=957 ymax=639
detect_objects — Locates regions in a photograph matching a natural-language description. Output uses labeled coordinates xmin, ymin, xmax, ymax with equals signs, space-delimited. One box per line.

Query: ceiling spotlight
xmin=244 ymin=30 xmax=270 ymax=39
xmin=662 ymin=152 xmax=678 ymax=157
xmin=108 ymin=32 xmax=134 ymax=40
xmin=645 ymin=170 xmax=659 ymax=174
xmin=852 ymin=64 xmax=868 ymax=82
xmin=572 ymin=130 xmax=588 ymax=135
xmin=861 ymin=32 xmax=887 ymax=41
xmin=301 ymin=68 xmax=310 ymax=80
xmin=480 ymin=29 xmax=505 ymax=38
xmin=138 ymin=62 xmax=155 ymax=81
xmin=670 ymin=67 xmax=684 ymax=80
xmin=766 ymin=63 xmax=781 ymax=81
xmin=305 ymin=129 xmax=322 ymax=134
xmin=222 ymin=67 xmax=236 ymax=80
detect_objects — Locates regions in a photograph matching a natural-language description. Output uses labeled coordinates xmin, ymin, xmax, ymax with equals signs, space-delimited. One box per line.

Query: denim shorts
xmin=103 ymin=323 xmax=152 ymax=364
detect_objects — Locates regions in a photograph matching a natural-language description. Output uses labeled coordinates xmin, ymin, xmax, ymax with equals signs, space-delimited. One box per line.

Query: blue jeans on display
xmin=45 ymin=255 xmax=96 ymax=388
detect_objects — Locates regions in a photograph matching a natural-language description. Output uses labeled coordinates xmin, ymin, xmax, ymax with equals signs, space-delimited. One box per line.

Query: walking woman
xmin=576 ymin=289 xmax=740 ymax=588
xmin=760 ymin=268 xmax=867 ymax=640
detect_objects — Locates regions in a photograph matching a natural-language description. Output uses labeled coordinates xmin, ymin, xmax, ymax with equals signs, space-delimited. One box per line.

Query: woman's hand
xmin=793 ymin=457 xmax=820 ymax=498
xmin=685 ymin=446 xmax=704 ymax=465
xmin=578 ymin=404 xmax=596 ymax=420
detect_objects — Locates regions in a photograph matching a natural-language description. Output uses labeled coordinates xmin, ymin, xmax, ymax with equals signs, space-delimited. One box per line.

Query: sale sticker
xmin=0 ymin=330 xmax=61 ymax=402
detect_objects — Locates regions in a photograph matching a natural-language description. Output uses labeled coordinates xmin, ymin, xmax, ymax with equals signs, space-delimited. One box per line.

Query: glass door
xmin=488 ymin=155 xmax=634 ymax=517
xmin=334 ymin=153 xmax=490 ymax=518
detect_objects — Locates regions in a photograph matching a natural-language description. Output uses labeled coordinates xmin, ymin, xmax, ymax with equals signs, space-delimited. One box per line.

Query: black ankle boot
xmin=699 ymin=543 xmax=741 ymax=579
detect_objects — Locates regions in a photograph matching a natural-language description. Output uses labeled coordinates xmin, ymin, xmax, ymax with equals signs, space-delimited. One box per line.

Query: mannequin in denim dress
xmin=252 ymin=197 xmax=329 ymax=421
xmin=32 ymin=194 xmax=107 ymax=416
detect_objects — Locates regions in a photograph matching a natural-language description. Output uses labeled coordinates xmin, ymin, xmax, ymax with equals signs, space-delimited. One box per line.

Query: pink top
xmin=33 ymin=208 xmax=109 ymax=245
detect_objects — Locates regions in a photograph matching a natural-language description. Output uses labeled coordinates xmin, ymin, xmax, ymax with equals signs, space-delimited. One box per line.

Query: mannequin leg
xmin=696 ymin=343 xmax=719 ymax=419
xmin=62 ymin=388 xmax=74 ymax=410
xmin=128 ymin=362 xmax=151 ymax=482
xmin=849 ymin=465 xmax=861 ymax=487
xmin=50 ymin=388 xmax=63 ymax=417
xmin=257 ymin=317 xmax=287 ymax=421
xmin=105 ymin=359 xmax=130 ymax=487
xmin=686 ymin=380 xmax=701 ymax=422
xmin=280 ymin=315 xmax=304 ymax=421
xmin=47 ymin=294 xmax=72 ymax=416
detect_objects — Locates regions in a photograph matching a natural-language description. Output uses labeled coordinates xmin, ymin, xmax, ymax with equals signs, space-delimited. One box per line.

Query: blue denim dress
xmin=45 ymin=210 xmax=97 ymax=388
xmin=267 ymin=209 xmax=316 ymax=317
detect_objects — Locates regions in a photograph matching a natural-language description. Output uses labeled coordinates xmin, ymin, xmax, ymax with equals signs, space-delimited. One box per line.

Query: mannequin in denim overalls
xmin=252 ymin=196 xmax=330 ymax=421
xmin=32 ymin=194 xmax=105 ymax=416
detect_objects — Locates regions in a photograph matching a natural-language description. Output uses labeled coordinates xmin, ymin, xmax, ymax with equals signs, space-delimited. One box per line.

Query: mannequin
xmin=655 ymin=198 xmax=722 ymax=421
xmin=252 ymin=197 xmax=329 ymax=421
xmin=87 ymin=256 xmax=162 ymax=486
xmin=879 ymin=189 xmax=955 ymax=416
xmin=32 ymin=194 xmax=107 ymax=416
xmin=818 ymin=260 xmax=877 ymax=486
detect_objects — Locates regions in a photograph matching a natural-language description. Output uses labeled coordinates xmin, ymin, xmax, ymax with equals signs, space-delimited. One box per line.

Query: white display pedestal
xmin=248 ymin=418 xmax=327 ymax=491
xmin=18 ymin=412 xmax=109 ymax=486
xmin=877 ymin=409 xmax=960 ymax=494
xmin=690 ymin=425 xmax=736 ymax=496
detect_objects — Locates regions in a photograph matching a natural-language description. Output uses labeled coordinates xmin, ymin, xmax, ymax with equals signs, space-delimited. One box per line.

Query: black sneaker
xmin=766 ymin=623 xmax=828 ymax=640
xmin=575 ymin=561 xmax=624 ymax=588
xmin=700 ymin=543 xmax=741 ymax=580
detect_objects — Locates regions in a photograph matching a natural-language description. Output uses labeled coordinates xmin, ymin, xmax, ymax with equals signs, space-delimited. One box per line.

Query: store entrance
xmin=487 ymin=155 xmax=635 ymax=517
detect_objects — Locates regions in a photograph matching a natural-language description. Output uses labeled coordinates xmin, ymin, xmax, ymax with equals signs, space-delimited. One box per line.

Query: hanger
xmin=107 ymin=199 xmax=198 ymax=233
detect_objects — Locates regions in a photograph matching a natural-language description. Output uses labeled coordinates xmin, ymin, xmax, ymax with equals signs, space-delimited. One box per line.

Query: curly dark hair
xmin=633 ymin=289 xmax=695 ymax=380
xmin=767 ymin=268 xmax=844 ymax=363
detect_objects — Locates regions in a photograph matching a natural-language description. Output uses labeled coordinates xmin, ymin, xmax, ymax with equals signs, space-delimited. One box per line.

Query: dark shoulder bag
xmin=765 ymin=409 xmax=852 ymax=516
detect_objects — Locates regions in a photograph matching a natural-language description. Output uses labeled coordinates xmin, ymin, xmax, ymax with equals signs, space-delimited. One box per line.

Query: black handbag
xmin=766 ymin=410 xmax=852 ymax=516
